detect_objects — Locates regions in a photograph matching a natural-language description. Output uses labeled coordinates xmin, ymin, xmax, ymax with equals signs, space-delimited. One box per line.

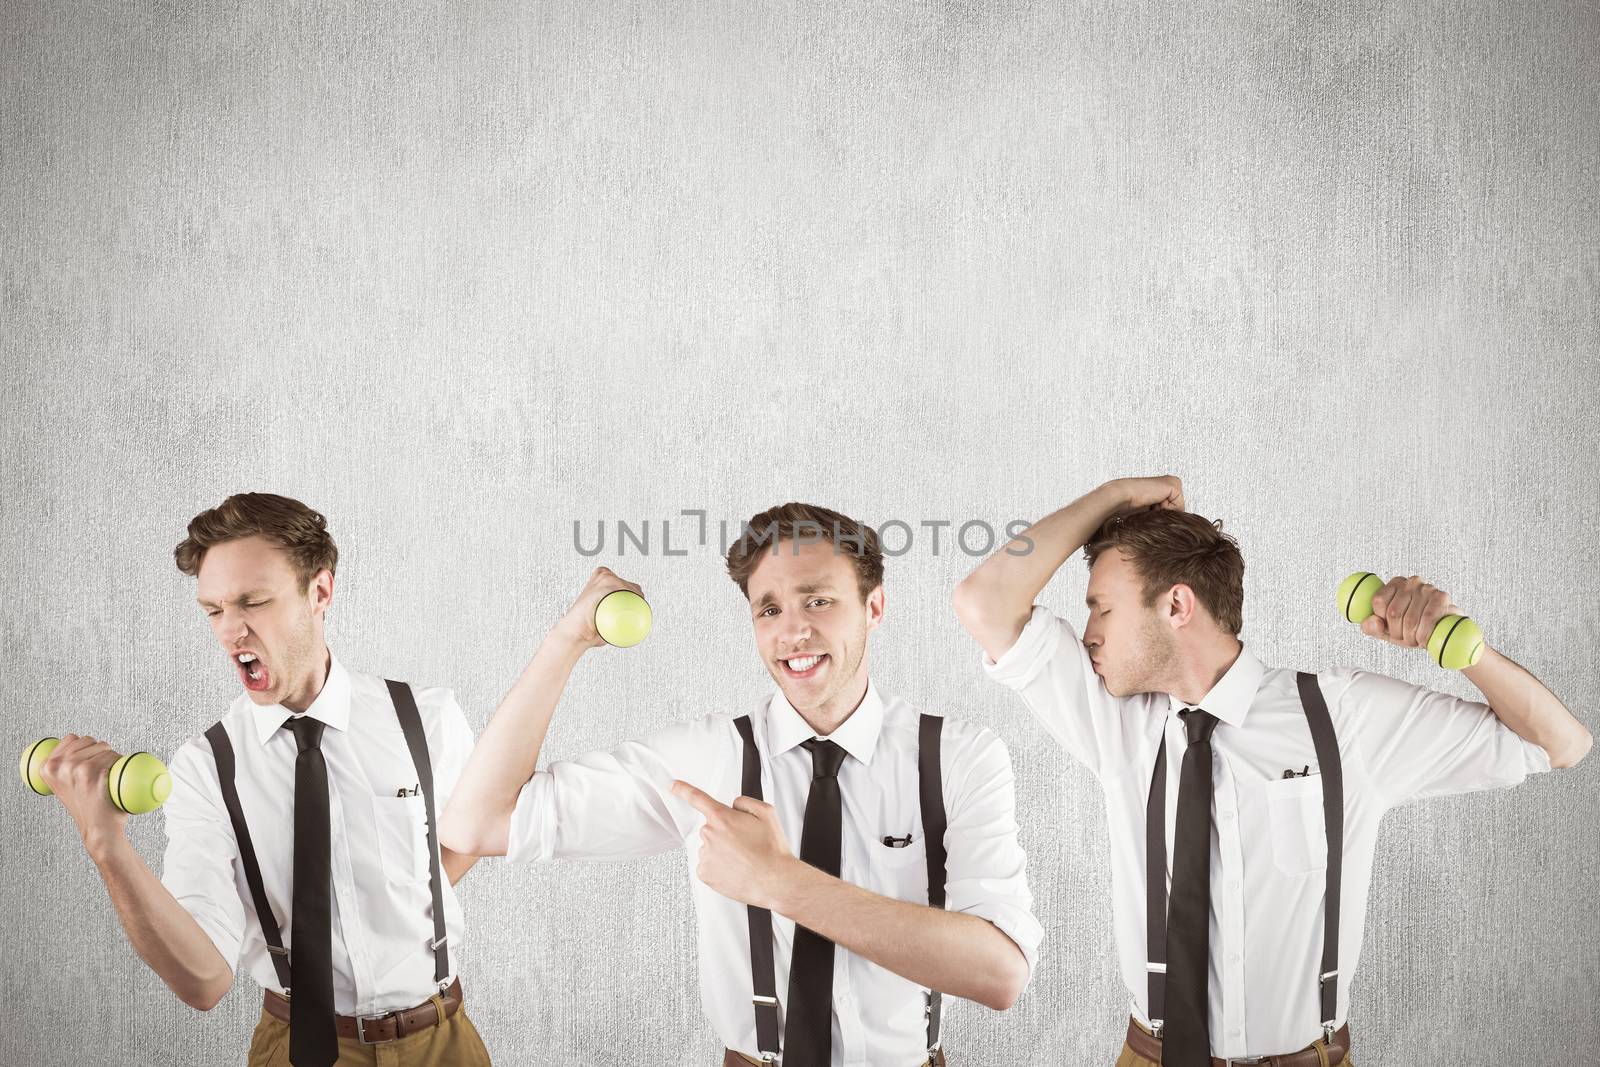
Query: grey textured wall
xmin=4 ymin=0 xmax=1597 ymax=1063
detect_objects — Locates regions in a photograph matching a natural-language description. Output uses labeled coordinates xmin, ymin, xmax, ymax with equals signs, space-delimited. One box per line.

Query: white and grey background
xmin=3 ymin=0 xmax=1596 ymax=1063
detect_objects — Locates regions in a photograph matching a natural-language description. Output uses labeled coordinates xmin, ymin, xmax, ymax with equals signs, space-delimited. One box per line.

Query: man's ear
xmin=310 ymin=569 xmax=335 ymax=616
xmin=1166 ymin=583 xmax=1198 ymax=628
xmin=865 ymin=584 xmax=886 ymax=629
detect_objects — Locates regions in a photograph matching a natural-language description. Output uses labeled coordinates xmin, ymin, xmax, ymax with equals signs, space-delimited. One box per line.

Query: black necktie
xmin=1164 ymin=708 xmax=1219 ymax=1065
xmin=783 ymin=738 xmax=848 ymax=1067
xmin=284 ymin=715 xmax=337 ymax=1067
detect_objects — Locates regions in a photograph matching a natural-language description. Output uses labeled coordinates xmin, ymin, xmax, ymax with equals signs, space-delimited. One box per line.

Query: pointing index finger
xmin=671 ymin=780 xmax=729 ymax=819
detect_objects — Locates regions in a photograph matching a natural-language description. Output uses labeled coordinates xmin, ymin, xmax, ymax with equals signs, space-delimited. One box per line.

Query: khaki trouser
xmin=246 ymin=1002 xmax=493 ymax=1066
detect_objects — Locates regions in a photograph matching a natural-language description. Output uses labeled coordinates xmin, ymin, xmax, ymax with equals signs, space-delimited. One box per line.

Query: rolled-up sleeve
xmin=507 ymin=716 xmax=723 ymax=864
xmin=980 ymin=604 xmax=1141 ymax=779
xmin=939 ymin=723 xmax=1044 ymax=977
xmin=1333 ymin=668 xmax=1553 ymax=808
xmin=159 ymin=739 xmax=247 ymax=974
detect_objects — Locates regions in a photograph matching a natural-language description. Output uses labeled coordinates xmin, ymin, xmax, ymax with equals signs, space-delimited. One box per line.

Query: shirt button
xmin=1229 ymin=881 xmax=1241 ymax=892
xmin=1221 ymin=810 xmax=1235 ymax=820
xmin=1230 ymin=1027 xmax=1241 ymax=1037
xmin=1229 ymin=953 xmax=1240 ymax=963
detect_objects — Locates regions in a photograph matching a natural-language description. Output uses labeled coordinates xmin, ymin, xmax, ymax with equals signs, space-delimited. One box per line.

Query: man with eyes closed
xmin=954 ymin=474 xmax=1589 ymax=1066
xmin=441 ymin=501 xmax=1043 ymax=1067
xmin=39 ymin=493 xmax=492 ymax=1066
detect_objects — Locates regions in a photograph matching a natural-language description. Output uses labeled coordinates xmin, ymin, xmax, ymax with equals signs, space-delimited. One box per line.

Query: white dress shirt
xmin=160 ymin=651 xmax=475 ymax=1015
xmin=506 ymin=678 xmax=1043 ymax=1067
xmin=983 ymin=605 xmax=1550 ymax=1059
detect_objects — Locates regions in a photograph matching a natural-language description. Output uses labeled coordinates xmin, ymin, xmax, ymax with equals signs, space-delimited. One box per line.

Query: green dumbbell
xmin=1337 ymin=571 xmax=1485 ymax=670
xmin=595 ymin=589 xmax=652 ymax=648
xmin=20 ymin=738 xmax=173 ymax=814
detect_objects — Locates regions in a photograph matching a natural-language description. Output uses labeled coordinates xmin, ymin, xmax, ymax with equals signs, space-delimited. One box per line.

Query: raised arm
xmin=41 ymin=735 xmax=234 ymax=1011
xmin=1362 ymin=576 xmax=1591 ymax=768
xmin=953 ymin=476 xmax=1184 ymax=661
xmin=439 ymin=566 xmax=642 ymax=857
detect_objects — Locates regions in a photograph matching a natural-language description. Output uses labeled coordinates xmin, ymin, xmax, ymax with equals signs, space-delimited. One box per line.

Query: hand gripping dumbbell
xmin=20 ymin=738 xmax=172 ymax=814
xmin=1337 ymin=571 xmax=1485 ymax=670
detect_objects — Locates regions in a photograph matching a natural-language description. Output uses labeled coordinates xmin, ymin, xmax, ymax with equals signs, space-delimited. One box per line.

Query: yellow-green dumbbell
xmin=595 ymin=589 xmax=652 ymax=648
xmin=1337 ymin=571 xmax=1485 ymax=670
xmin=19 ymin=738 xmax=173 ymax=814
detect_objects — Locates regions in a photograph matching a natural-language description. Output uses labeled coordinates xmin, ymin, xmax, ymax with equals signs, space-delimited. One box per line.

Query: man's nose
xmin=779 ymin=613 xmax=813 ymax=646
xmin=218 ymin=614 xmax=247 ymax=644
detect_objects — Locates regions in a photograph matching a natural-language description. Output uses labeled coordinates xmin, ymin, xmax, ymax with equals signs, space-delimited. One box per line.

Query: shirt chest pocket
xmin=371 ymin=794 xmax=431 ymax=885
xmin=869 ymin=832 xmax=932 ymax=902
xmin=1264 ymin=775 xmax=1328 ymax=877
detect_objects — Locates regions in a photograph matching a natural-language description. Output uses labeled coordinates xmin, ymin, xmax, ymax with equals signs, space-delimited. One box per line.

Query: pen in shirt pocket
xmin=881 ymin=833 xmax=914 ymax=848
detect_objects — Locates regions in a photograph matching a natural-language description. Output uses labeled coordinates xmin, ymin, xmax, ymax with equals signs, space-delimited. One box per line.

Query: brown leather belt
xmin=263 ymin=978 xmax=463 ymax=1044
xmin=1126 ymin=1017 xmax=1350 ymax=1067
xmin=724 ymin=1050 xmax=946 ymax=1066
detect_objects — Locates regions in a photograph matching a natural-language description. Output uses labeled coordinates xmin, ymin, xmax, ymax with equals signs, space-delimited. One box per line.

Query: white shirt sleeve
xmin=1329 ymin=667 xmax=1553 ymax=808
xmin=422 ymin=687 xmax=475 ymax=816
xmin=980 ymin=604 xmax=1144 ymax=780
xmin=159 ymin=739 xmax=248 ymax=974
xmin=939 ymin=724 xmax=1045 ymax=977
xmin=505 ymin=715 xmax=725 ymax=864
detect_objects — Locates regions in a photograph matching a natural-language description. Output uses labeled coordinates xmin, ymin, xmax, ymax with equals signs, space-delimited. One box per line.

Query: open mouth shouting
xmin=233 ymin=649 xmax=273 ymax=693
xmin=780 ymin=651 xmax=830 ymax=681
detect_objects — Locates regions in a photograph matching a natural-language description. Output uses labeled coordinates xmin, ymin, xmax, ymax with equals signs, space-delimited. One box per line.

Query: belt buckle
xmin=356 ymin=1012 xmax=391 ymax=1045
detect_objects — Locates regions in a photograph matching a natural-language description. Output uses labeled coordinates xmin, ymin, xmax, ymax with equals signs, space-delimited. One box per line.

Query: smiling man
xmin=954 ymin=475 xmax=1591 ymax=1066
xmin=39 ymin=493 xmax=492 ymax=1067
xmin=440 ymin=501 xmax=1041 ymax=1067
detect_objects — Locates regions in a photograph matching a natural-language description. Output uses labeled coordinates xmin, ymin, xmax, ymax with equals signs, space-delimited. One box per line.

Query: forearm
xmin=955 ymin=482 xmax=1125 ymax=659
xmin=88 ymin=833 xmax=233 ymax=1011
xmin=442 ymin=847 xmax=479 ymax=885
xmin=1462 ymin=645 xmax=1592 ymax=768
xmin=768 ymin=860 xmax=1029 ymax=1011
xmin=439 ymin=631 xmax=587 ymax=856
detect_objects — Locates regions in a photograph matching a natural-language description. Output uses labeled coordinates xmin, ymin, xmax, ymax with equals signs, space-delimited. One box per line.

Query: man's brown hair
xmin=725 ymin=502 xmax=884 ymax=602
xmin=1084 ymin=509 xmax=1244 ymax=634
xmin=174 ymin=493 xmax=339 ymax=589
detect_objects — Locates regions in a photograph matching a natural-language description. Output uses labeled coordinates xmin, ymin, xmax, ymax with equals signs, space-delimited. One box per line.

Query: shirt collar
xmin=764 ymin=677 xmax=886 ymax=767
xmin=1166 ymin=642 xmax=1264 ymax=729
xmin=251 ymin=650 xmax=352 ymax=746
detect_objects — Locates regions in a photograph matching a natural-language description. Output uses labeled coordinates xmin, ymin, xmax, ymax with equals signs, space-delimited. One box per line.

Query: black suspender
xmin=1296 ymin=671 xmax=1344 ymax=1039
xmin=205 ymin=721 xmax=293 ymax=991
xmin=1142 ymin=671 xmax=1344 ymax=1041
xmin=733 ymin=711 xmax=948 ymax=1065
xmin=734 ymin=715 xmax=782 ymax=1064
xmin=205 ymin=679 xmax=450 ymax=996
xmin=1143 ymin=737 xmax=1168 ymax=1035
xmin=917 ymin=713 xmax=948 ymax=1057
xmin=388 ymin=679 xmax=452 ymax=986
